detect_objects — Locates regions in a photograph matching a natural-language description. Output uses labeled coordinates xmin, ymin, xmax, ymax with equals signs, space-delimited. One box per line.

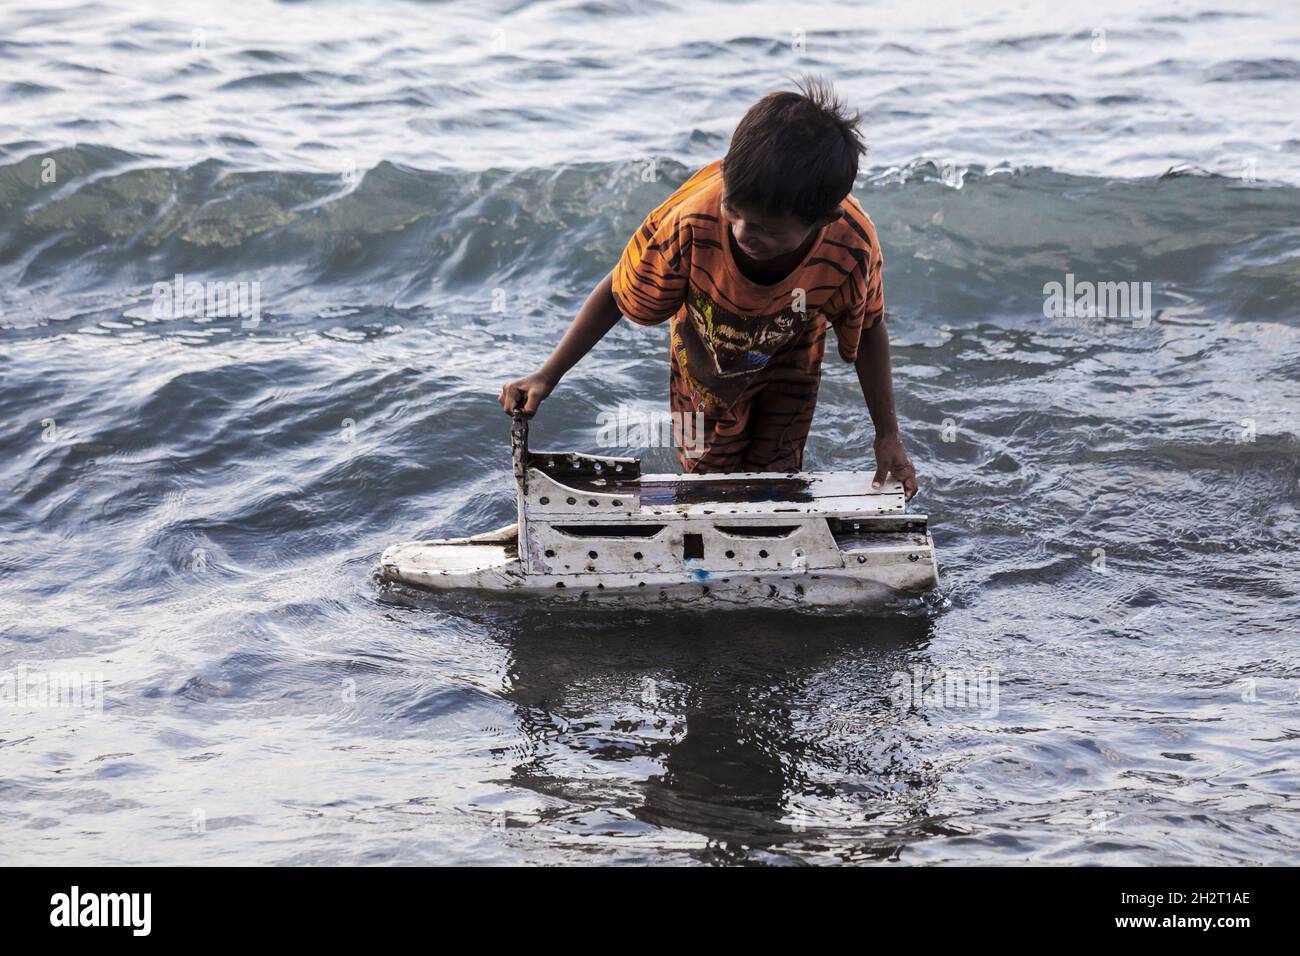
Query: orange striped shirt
xmin=611 ymin=159 xmax=884 ymax=413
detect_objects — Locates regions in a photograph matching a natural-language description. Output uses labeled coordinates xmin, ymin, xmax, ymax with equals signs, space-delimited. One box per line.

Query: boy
xmin=498 ymin=76 xmax=917 ymax=500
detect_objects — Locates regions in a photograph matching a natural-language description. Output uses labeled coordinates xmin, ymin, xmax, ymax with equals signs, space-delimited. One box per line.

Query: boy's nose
xmin=731 ymin=222 xmax=762 ymax=253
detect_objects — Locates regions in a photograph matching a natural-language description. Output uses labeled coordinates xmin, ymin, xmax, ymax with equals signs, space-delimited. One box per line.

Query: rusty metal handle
xmin=510 ymin=406 xmax=529 ymax=493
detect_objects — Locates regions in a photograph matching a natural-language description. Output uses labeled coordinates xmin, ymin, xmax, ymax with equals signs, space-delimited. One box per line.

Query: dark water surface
xmin=1 ymin=0 xmax=1298 ymax=864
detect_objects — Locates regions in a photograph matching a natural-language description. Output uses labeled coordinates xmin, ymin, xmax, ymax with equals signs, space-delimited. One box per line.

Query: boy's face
xmin=721 ymin=195 xmax=838 ymax=261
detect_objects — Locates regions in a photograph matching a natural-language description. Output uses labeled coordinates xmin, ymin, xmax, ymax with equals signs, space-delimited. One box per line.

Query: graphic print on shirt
xmin=675 ymin=290 xmax=812 ymax=407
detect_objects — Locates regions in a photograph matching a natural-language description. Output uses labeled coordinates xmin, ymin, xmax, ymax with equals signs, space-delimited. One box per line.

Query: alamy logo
xmin=1043 ymin=273 xmax=1152 ymax=328
xmin=595 ymin=405 xmax=707 ymax=459
xmin=50 ymin=886 xmax=151 ymax=936
xmin=152 ymin=273 xmax=262 ymax=328
xmin=889 ymin=664 xmax=1000 ymax=718
xmin=1 ymin=666 xmax=103 ymax=714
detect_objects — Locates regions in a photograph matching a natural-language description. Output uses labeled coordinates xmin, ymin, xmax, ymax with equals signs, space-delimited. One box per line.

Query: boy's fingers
xmin=892 ymin=462 xmax=918 ymax=500
xmin=521 ymin=387 xmax=541 ymax=416
xmin=501 ymin=383 xmax=521 ymax=414
xmin=871 ymin=462 xmax=887 ymax=489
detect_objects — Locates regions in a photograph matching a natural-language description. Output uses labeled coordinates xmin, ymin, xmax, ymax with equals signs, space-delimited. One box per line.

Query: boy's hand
xmin=499 ymin=370 xmax=555 ymax=417
xmin=872 ymin=432 xmax=918 ymax=501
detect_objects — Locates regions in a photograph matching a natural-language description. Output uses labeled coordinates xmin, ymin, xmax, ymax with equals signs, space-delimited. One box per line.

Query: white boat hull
xmin=380 ymin=415 xmax=940 ymax=608
xmin=380 ymin=522 xmax=939 ymax=608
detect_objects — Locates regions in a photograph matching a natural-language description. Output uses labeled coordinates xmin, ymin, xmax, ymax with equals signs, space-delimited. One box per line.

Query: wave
xmin=1 ymin=148 xmax=1298 ymax=332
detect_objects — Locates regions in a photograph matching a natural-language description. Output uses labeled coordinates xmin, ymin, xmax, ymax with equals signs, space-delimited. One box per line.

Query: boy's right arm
xmin=498 ymin=270 xmax=623 ymax=416
xmin=501 ymin=178 xmax=689 ymax=416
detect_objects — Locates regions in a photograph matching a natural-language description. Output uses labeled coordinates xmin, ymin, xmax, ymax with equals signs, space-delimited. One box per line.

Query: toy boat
xmin=380 ymin=413 xmax=939 ymax=607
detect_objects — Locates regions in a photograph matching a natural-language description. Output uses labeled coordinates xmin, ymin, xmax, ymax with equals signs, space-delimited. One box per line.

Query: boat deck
xmin=530 ymin=463 xmax=906 ymax=517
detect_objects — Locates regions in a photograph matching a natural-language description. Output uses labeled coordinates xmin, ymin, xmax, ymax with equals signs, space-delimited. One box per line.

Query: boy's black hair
xmin=722 ymin=75 xmax=866 ymax=224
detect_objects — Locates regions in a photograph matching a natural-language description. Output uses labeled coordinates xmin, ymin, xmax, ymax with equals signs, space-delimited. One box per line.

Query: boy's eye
xmin=724 ymin=202 xmax=776 ymax=236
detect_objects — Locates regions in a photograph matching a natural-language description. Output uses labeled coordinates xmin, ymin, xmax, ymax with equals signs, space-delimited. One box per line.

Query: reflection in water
xmin=470 ymin=605 xmax=937 ymax=861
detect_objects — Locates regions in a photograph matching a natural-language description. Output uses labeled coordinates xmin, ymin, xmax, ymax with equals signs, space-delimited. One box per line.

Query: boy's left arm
xmin=853 ymin=317 xmax=918 ymax=500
